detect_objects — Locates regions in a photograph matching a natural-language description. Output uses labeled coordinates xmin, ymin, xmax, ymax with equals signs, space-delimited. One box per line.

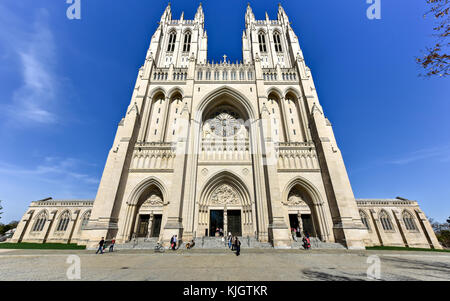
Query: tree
xmin=0 ymin=200 xmax=3 ymax=221
xmin=429 ymin=216 xmax=450 ymax=248
xmin=416 ymin=0 xmax=450 ymax=77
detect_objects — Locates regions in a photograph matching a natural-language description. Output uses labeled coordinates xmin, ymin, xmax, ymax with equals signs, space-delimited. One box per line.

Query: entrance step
xmin=116 ymin=237 xmax=160 ymax=250
xmin=116 ymin=236 xmax=345 ymax=250
xmin=291 ymin=237 xmax=346 ymax=249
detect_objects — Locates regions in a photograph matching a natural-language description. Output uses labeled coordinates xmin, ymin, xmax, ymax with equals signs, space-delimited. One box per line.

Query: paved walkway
xmin=0 ymin=248 xmax=449 ymax=281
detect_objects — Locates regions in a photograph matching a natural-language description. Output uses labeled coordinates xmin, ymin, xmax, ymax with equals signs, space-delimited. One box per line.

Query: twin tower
xmin=79 ymin=3 xmax=370 ymax=249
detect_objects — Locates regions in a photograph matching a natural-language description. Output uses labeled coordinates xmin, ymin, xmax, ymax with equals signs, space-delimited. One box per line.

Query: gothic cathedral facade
xmin=12 ymin=4 xmax=442 ymax=250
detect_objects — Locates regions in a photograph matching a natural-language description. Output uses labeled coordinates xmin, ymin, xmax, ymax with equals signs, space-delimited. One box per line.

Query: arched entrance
xmin=283 ymin=178 xmax=332 ymax=242
xmin=197 ymin=171 xmax=255 ymax=238
xmin=130 ymin=185 xmax=164 ymax=238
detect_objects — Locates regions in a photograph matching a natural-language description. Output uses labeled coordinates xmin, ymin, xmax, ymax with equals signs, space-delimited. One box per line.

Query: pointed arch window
xmin=402 ymin=211 xmax=418 ymax=231
xmin=56 ymin=211 xmax=71 ymax=232
xmin=258 ymin=32 xmax=267 ymax=52
xmin=32 ymin=211 xmax=47 ymax=232
xmin=183 ymin=31 xmax=191 ymax=52
xmin=167 ymin=31 xmax=177 ymax=52
xmin=379 ymin=210 xmax=394 ymax=231
xmin=274 ymin=32 xmax=282 ymax=52
xmin=360 ymin=210 xmax=370 ymax=230
xmin=81 ymin=210 xmax=91 ymax=230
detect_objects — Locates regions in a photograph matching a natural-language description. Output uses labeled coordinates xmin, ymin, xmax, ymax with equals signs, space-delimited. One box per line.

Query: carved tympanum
xmin=210 ymin=184 xmax=239 ymax=205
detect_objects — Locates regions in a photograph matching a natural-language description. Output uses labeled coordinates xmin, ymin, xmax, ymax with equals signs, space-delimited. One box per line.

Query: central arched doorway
xmin=198 ymin=171 xmax=255 ymax=238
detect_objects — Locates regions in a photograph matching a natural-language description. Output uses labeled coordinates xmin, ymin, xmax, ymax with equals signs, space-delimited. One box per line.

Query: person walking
xmin=170 ymin=235 xmax=175 ymax=250
xmin=231 ymin=236 xmax=236 ymax=251
xmin=235 ymin=237 xmax=241 ymax=256
xmin=109 ymin=238 xmax=115 ymax=252
xmin=173 ymin=235 xmax=178 ymax=250
xmin=96 ymin=237 xmax=105 ymax=254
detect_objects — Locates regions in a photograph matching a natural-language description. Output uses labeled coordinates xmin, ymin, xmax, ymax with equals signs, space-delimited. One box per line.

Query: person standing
xmin=227 ymin=232 xmax=232 ymax=249
xmin=172 ymin=235 xmax=177 ymax=250
xmin=96 ymin=237 xmax=105 ymax=254
xmin=109 ymin=238 xmax=115 ymax=252
xmin=235 ymin=237 xmax=241 ymax=256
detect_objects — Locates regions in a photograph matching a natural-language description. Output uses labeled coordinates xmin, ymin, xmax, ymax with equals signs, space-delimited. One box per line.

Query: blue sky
xmin=0 ymin=0 xmax=449 ymax=223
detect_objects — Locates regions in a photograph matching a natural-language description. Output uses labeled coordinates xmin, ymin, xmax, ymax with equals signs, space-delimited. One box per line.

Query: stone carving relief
xmin=283 ymin=191 xmax=307 ymax=207
xmin=141 ymin=193 xmax=163 ymax=207
xmin=210 ymin=184 xmax=240 ymax=205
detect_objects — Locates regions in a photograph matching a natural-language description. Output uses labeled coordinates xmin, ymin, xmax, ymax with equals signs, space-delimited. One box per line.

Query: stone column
xmin=370 ymin=210 xmax=389 ymax=246
xmin=147 ymin=213 xmax=154 ymax=238
xmin=134 ymin=214 xmax=141 ymax=236
xmin=223 ymin=208 xmax=228 ymax=236
xmin=297 ymin=212 xmax=303 ymax=237
xmin=279 ymin=96 xmax=291 ymax=142
xmin=415 ymin=209 xmax=443 ymax=249
xmin=392 ymin=210 xmax=411 ymax=247
xmin=10 ymin=210 xmax=34 ymax=243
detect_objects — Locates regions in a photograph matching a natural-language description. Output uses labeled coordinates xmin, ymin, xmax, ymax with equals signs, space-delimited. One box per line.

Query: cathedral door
xmin=209 ymin=210 xmax=224 ymax=236
xmin=151 ymin=215 xmax=162 ymax=237
xmin=137 ymin=215 xmax=149 ymax=237
xmin=227 ymin=210 xmax=242 ymax=236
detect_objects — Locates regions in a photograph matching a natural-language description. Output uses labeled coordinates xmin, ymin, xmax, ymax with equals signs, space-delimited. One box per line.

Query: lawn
xmin=366 ymin=246 xmax=450 ymax=253
xmin=0 ymin=243 xmax=86 ymax=250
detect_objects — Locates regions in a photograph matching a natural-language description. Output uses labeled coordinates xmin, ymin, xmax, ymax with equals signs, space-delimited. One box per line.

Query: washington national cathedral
xmin=12 ymin=3 xmax=442 ymax=250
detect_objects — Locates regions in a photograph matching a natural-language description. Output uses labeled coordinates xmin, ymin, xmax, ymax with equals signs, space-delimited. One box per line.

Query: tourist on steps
xmin=227 ymin=232 xmax=232 ymax=249
xmin=235 ymin=237 xmax=241 ymax=256
xmin=109 ymin=238 xmax=115 ymax=252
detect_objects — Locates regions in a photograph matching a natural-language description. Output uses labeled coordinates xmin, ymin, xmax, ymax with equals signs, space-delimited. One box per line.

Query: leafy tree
xmin=0 ymin=221 xmax=18 ymax=236
xmin=416 ymin=0 xmax=450 ymax=77
xmin=429 ymin=216 xmax=450 ymax=248
xmin=0 ymin=200 xmax=3 ymax=221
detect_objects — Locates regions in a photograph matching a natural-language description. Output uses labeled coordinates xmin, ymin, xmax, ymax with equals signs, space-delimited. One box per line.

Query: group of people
xmin=95 ymin=230 xmax=309 ymax=253
xmin=96 ymin=237 xmax=116 ymax=254
xmin=215 ymin=227 xmax=224 ymax=237
xmin=290 ymin=228 xmax=311 ymax=250
xmin=227 ymin=232 xmax=241 ymax=256
xmin=170 ymin=235 xmax=178 ymax=250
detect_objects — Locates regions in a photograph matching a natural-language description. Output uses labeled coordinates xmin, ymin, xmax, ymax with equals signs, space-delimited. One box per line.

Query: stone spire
xmin=160 ymin=2 xmax=172 ymax=23
xmin=195 ymin=2 xmax=204 ymax=24
xmin=277 ymin=3 xmax=289 ymax=24
xmin=245 ymin=2 xmax=255 ymax=25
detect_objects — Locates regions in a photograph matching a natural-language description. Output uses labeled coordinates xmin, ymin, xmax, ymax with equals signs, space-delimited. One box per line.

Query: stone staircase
xmin=291 ymin=237 xmax=346 ymax=250
xmin=116 ymin=236 xmax=344 ymax=250
xmin=117 ymin=237 xmax=161 ymax=250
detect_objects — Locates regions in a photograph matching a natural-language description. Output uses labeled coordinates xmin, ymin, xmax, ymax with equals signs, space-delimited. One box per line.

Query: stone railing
xmin=200 ymin=138 xmax=250 ymax=162
xmin=275 ymin=142 xmax=319 ymax=170
xmin=263 ymin=68 xmax=298 ymax=82
xmin=131 ymin=142 xmax=177 ymax=171
xmin=196 ymin=62 xmax=255 ymax=81
xmin=152 ymin=68 xmax=187 ymax=82
xmin=31 ymin=200 xmax=94 ymax=207
xmin=356 ymin=199 xmax=418 ymax=207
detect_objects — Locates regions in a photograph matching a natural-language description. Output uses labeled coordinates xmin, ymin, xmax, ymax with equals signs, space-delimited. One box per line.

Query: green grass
xmin=0 ymin=242 xmax=86 ymax=250
xmin=366 ymin=246 xmax=450 ymax=253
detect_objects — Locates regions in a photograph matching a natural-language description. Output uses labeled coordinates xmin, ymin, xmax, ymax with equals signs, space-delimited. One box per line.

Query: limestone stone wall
xmin=11 ymin=199 xmax=93 ymax=244
xmin=356 ymin=199 xmax=442 ymax=249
